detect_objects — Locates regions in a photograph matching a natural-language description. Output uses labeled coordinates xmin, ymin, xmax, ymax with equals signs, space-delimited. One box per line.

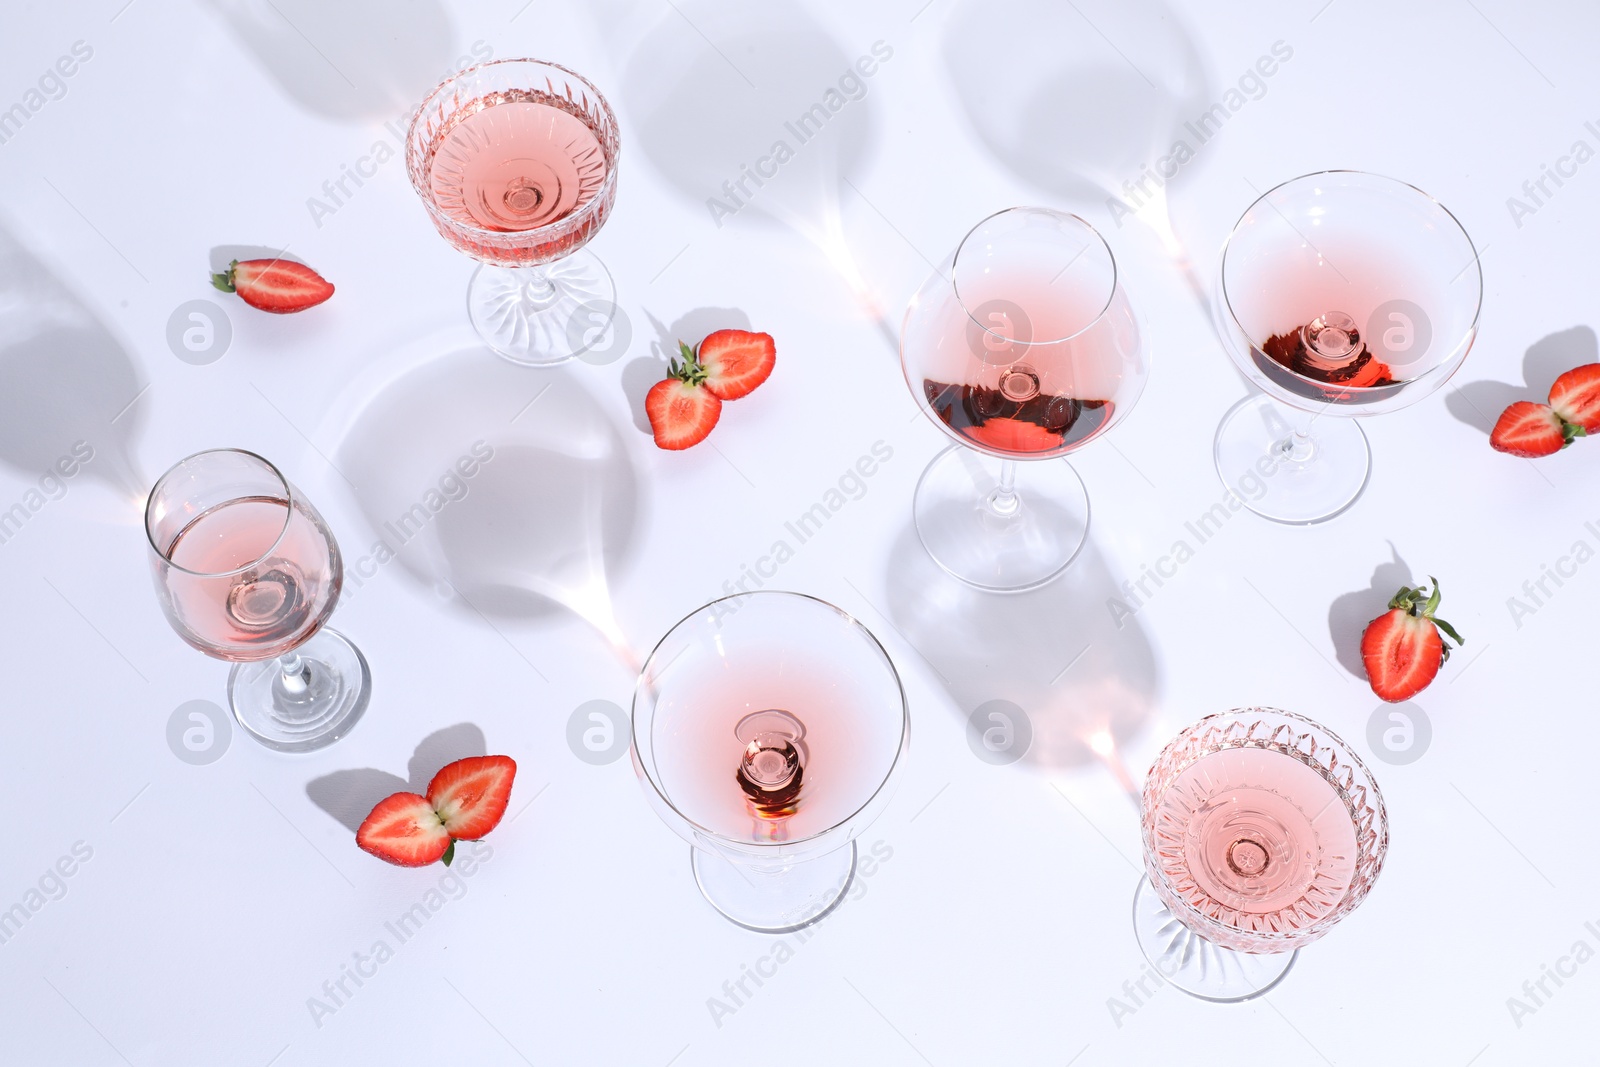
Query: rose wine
xmin=924 ymin=377 xmax=1111 ymax=455
xmin=647 ymin=652 xmax=902 ymax=844
xmin=163 ymin=496 xmax=339 ymax=662
xmin=1250 ymin=311 xmax=1404 ymax=406
xmin=1148 ymin=744 xmax=1357 ymax=941
xmin=425 ymin=89 xmax=611 ymax=261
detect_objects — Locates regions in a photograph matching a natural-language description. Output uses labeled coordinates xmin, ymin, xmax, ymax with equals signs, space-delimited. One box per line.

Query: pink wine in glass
xmin=164 ymin=495 xmax=338 ymax=662
xmin=1134 ymin=708 xmax=1388 ymax=1002
xmin=425 ymin=89 xmax=611 ymax=263
xmin=146 ymin=449 xmax=369 ymax=753
xmin=1147 ymin=745 xmax=1358 ymax=939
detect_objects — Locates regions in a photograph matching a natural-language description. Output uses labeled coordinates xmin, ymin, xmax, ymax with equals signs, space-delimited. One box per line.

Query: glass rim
xmin=951 ymin=206 xmax=1120 ymax=347
xmin=630 ymin=589 xmax=911 ymax=848
xmin=1217 ymin=169 xmax=1484 ymax=390
xmin=404 ymin=56 xmax=621 ymax=245
xmin=1140 ymin=706 xmax=1389 ymax=947
xmin=143 ymin=448 xmax=295 ymax=579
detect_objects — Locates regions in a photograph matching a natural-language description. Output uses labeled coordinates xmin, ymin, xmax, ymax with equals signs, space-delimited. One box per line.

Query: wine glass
xmin=1133 ymin=708 xmax=1388 ymax=1002
xmin=900 ymin=207 xmax=1148 ymax=592
xmin=144 ymin=449 xmax=370 ymax=753
xmin=632 ymin=591 xmax=909 ymax=932
xmin=406 ymin=58 xmax=621 ymax=367
xmin=1214 ymin=170 xmax=1483 ymax=524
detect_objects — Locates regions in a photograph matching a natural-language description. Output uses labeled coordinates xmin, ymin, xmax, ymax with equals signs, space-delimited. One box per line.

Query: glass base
xmin=912 ymin=444 xmax=1089 ymax=592
xmin=228 ymin=628 xmax=371 ymax=753
xmin=690 ymin=840 xmax=856 ymax=934
xmin=467 ymin=250 xmax=616 ymax=367
xmin=1131 ymin=877 xmax=1296 ymax=1003
xmin=1213 ymin=394 xmax=1370 ymax=525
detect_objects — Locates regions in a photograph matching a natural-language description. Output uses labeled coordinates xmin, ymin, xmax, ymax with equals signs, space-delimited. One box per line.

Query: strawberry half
xmin=647 ymin=344 xmax=722 ymax=450
xmin=1490 ymin=400 xmax=1577 ymax=457
xmin=356 ymin=793 xmax=451 ymax=867
xmin=425 ymin=755 xmax=517 ymax=840
xmin=1549 ymin=363 xmax=1600 ymax=434
xmin=1360 ymin=577 xmax=1464 ymax=703
xmin=967 ymin=417 xmax=1062 ymax=454
xmin=211 ymin=257 xmax=334 ymax=313
xmin=698 ymin=330 xmax=776 ymax=400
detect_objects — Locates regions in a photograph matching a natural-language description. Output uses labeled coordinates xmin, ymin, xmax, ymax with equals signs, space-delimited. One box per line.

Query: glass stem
xmin=521 ymin=265 xmax=556 ymax=301
xmin=1278 ymin=428 xmax=1316 ymax=464
xmin=276 ymin=651 xmax=312 ymax=701
xmin=988 ymin=460 xmax=1021 ymax=518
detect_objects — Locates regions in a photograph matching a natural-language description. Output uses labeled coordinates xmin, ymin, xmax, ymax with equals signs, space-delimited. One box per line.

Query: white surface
xmin=1 ymin=0 xmax=1596 ymax=1064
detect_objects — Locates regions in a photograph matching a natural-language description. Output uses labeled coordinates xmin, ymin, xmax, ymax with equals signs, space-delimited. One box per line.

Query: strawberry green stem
xmin=210 ymin=259 xmax=239 ymax=294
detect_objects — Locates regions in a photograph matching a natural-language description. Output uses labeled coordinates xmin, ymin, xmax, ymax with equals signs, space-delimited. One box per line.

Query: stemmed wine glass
xmin=1133 ymin=708 xmax=1388 ymax=1001
xmin=144 ymin=449 xmax=370 ymax=753
xmin=632 ymin=592 xmax=909 ymax=933
xmin=406 ymin=58 xmax=621 ymax=367
xmin=1214 ymin=170 xmax=1482 ymax=524
xmin=900 ymin=207 xmax=1148 ymax=592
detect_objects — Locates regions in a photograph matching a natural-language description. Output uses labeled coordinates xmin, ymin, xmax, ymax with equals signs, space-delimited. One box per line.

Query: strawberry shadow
xmin=305 ymin=722 xmax=486 ymax=833
xmin=1326 ymin=543 xmax=1412 ymax=680
xmin=1444 ymin=325 xmax=1597 ymax=435
xmin=622 ymin=306 xmax=753 ymax=435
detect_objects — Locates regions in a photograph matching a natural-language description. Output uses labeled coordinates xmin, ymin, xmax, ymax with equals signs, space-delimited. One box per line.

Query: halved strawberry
xmin=1360 ymin=577 xmax=1464 ymax=703
xmin=1549 ymin=363 xmax=1600 ymax=434
xmin=211 ymin=257 xmax=334 ymax=313
xmin=426 ymin=755 xmax=517 ymax=840
xmin=356 ymin=793 xmax=450 ymax=867
xmin=698 ymin=330 xmax=776 ymax=400
xmin=966 ymin=417 xmax=1062 ymax=454
xmin=647 ymin=346 xmax=722 ymax=450
xmin=1490 ymin=401 xmax=1575 ymax=457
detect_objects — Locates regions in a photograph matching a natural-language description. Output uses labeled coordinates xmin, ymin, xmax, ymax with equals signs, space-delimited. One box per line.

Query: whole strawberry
xmin=1360 ymin=577 xmax=1464 ymax=703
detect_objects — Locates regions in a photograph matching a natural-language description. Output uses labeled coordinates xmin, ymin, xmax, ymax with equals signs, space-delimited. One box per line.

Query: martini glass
xmin=632 ymin=592 xmax=909 ymax=932
xmin=407 ymin=58 xmax=621 ymax=367
xmin=1134 ymin=708 xmax=1388 ymax=1001
xmin=1214 ymin=171 xmax=1482 ymax=524
xmin=900 ymin=207 xmax=1148 ymax=592
xmin=145 ymin=449 xmax=370 ymax=752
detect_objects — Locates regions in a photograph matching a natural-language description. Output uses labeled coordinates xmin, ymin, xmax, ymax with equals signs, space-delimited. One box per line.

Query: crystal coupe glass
xmin=1133 ymin=708 xmax=1388 ymax=1001
xmin=407 ymin=58 xmax=621 ymax=366
xmin=1214 ymin=171 xmax=1482 ymax=524
xmin=632 ymin=592 xmax=909 ymax=933
xmin=901 ymin=207 xmax=1148 ymax=592
xmin=145 ymin=449 xmax=370 ymax=752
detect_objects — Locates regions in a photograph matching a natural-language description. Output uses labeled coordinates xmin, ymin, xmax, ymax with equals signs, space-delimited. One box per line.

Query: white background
xmin=1 ymin=0 xmax=1596 ymax=1064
